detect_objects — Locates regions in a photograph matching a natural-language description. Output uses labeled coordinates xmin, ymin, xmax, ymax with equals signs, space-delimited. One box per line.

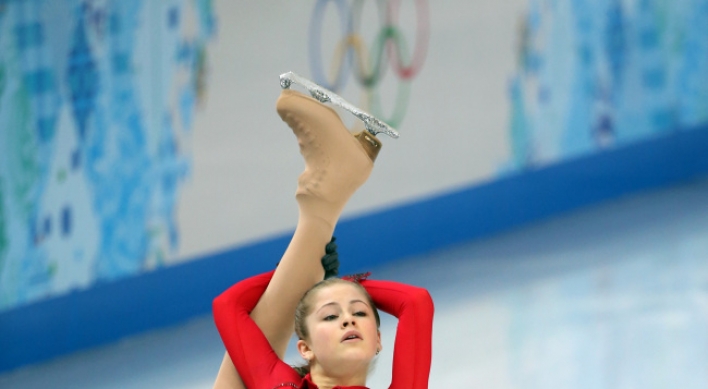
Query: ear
xmin=297 ymin=339 xmax=314 ymax=362
xmin=376 ymin=330 xmax=382 ymax=353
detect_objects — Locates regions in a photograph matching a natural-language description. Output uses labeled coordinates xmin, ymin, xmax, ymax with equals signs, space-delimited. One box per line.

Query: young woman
xmin=212 ymin=89 xmax=434 ymax=389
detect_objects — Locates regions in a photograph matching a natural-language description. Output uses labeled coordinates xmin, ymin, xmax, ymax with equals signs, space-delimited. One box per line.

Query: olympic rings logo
xmin=308 ymin=0 xmax=430 ymax=127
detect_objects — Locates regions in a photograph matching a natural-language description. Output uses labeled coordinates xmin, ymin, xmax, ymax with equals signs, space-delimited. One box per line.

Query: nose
xmin=342 ymin=315 xmax=356 ymax=328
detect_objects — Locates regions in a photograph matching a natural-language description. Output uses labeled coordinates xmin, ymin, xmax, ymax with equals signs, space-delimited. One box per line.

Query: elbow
xmin=212 ymin=292 xmax=232 ymax=322
xmin=212 ymin=293 xmax=225 ymax=312
xmin=410 ymin=286 xmax=435 ymax=315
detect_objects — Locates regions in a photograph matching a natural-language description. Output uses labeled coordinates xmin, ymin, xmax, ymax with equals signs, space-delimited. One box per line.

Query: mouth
xmin=341 ymin=331 xmax=363 ymax=342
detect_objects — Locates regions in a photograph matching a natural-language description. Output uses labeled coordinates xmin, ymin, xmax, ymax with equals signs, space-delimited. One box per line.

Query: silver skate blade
xmin=279 ymin=71 xmax=400 ymax=139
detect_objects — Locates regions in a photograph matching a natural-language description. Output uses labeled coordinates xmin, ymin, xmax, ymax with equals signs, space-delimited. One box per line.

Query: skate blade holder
xmin=280 ymin=71 xmax=398 ymax=162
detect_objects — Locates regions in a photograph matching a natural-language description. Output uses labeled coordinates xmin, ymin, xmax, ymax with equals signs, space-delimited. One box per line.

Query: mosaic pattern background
xmin=508 ymin=0 xmax=708 ymax=169
xmin=2 ymin=0 xmax=708 ymax=315
xmin=0 ymin=0 xmax=215 ymax=312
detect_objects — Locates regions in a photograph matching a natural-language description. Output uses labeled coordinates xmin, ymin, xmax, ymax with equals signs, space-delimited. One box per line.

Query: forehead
xmin=311 ymin=282 xmax=368 ymax=306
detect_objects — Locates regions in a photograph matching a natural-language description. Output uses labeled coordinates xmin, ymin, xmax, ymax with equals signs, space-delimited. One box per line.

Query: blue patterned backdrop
xmin=507 ymin=0 xmax=708 ymax=169
xmin=2 ymin=0 xmax=708 ymax=315
xmin=0 ymin=0 xmax=215 ymax=312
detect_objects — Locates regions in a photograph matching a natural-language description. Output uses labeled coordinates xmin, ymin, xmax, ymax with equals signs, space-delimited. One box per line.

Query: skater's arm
xmin=213 ymin=271 xmax=302 ymax=389
xmin=361 ymin=280 xmax=434 ymax=389
xmin=213 ymin=232 xmax=335 ymax=389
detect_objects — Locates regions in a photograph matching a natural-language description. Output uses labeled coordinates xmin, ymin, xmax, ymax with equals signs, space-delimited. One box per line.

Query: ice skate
xmin=277 ymin=72 xmax=395 ymax=226
xmin=279 ymin=71 xmax=399 ymax=162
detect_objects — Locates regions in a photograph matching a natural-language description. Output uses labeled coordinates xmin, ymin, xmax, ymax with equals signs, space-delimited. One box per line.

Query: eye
xmin=354 ymin=311 xmax=367 ymax=317
xmin=324 ymin=314 xmax=338 ymax=321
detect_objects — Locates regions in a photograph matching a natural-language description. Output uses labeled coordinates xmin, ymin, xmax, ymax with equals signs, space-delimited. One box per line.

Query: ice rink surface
xmin=2 ymin=179 xmax=708 ymax=389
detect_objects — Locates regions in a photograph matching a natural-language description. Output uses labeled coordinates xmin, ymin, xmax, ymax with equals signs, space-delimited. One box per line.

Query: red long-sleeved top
xmin=213 ymin=271 xmax=434 ymax=389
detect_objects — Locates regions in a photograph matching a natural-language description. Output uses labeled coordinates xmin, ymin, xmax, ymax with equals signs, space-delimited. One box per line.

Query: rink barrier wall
xmin=2 ymin=125 xmax=708 ymax=373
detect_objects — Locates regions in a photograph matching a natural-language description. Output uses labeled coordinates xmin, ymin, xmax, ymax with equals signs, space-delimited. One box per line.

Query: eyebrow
xmin=316 ymin=299 xmax=370 ymax=314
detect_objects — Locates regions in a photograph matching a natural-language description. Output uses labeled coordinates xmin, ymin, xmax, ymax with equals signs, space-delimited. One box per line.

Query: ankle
xmin=296 ymin=193 xmax=342 ymax=232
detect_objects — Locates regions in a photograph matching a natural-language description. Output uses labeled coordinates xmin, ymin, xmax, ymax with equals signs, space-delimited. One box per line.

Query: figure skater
xmin=212 ymin=84 xmax=434 ymax=389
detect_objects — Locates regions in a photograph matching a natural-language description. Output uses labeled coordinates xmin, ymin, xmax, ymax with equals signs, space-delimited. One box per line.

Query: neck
xmin=309 ymin=365 xmax=367 ymax=389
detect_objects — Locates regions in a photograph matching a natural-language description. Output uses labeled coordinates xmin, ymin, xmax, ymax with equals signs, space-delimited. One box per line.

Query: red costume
xmin=213 ymin=271 xmax=434 ymax=389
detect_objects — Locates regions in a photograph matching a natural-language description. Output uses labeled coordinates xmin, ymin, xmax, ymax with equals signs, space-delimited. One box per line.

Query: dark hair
xmin=292 ymin=278 xmax=381 ymax=377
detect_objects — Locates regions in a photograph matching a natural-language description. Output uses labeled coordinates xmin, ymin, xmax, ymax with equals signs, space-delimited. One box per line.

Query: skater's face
xmin=297 ymin=283 xmax=381 ymax=377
